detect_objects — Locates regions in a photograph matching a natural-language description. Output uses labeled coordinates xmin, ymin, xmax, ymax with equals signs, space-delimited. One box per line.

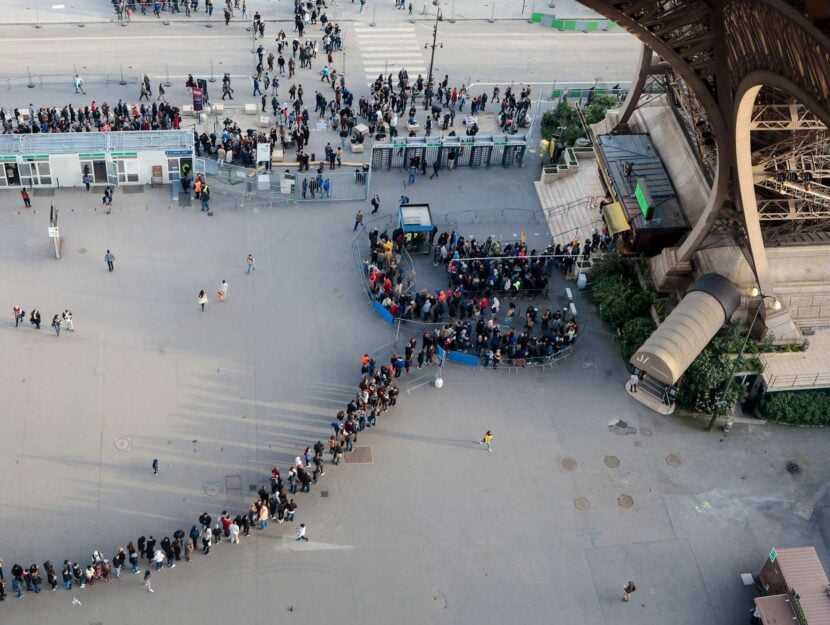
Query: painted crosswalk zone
xmin=353 ymin=25 xmax=427 ymax=81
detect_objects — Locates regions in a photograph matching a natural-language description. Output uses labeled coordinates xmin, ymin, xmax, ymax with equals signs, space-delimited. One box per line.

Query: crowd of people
xmin=0 ymin=349 xmax=407 ymax=600
xmin=361 ymin=225 xmax=581 ymax=368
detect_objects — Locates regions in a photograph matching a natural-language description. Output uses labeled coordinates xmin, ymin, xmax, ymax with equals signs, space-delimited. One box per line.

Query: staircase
xmin=626 ymin=375 xmax=676 ymax=415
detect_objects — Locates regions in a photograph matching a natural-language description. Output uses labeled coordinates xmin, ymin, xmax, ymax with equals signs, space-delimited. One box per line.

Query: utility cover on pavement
xmin=345 ymin=446 xmax=373 ymax=464
xmin=562 ymin=458 xmax=578 ymax=471
xmin=617 ymin=495 xmax=634 ymax=508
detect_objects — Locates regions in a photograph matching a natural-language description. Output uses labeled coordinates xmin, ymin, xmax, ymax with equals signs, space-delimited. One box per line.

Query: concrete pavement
xmin=1 ymin=164 xmax=830 ymax=624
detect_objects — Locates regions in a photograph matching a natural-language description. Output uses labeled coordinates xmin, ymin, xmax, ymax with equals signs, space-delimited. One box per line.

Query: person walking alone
xmin=21 ymin=188 xmax=31 ymax=208
xmin=198 ymin=290 xmax=208 ymax=312
xmin=480 ymin=430 xmax=493 ymax=452
xmin=623 ymin=581 xmax=637 ymax=602
xmin=353 ymin=209 xmax=364 ymax=231
xmin=429 ymin=159 xmax=440 ymax=179
xmin=105 ymin=250 xmax=115 ymax=272
xmin=143 ymin=570 xmax=153 ymax=593
xmin=246 ymin=254 xmax=255 ymax=274
xmin=296 ymin=523 xmax=309 ymax=541
xmin=370 ymin=194 xmax=380 ymax=214
xmin=152 ymin=459 xmax=159 ymax=475
xmin=13 ymin=305 xmax=24 ymax=327
xmin=51 ymin=314 xmax=62 ymax=337
xmin=74 ymin=74 xmax=86 ymax=95
xmin=217 ymin=280 xmax=228 ymax=301
xmin=628 ymin=372 xmax=639 ymax=393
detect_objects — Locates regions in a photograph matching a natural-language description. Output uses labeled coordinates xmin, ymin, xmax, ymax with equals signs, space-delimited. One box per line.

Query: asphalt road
xmin=0 ymin=20 xmax=640 ymax=109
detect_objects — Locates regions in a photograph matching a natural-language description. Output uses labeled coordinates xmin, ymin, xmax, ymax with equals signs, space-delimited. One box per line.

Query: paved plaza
xmin=1 ymin=166 xmax=830 ymax=625
xmin=1 ymin=6 xmax=830 ymax=625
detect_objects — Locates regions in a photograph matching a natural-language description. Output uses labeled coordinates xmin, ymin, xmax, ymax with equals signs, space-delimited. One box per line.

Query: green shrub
xmin=584 ymin=93 xmax=618 ymax=125
xmin=591 ymin=252 xmax=637 ymax=283
xmin=541 ymin=102 xmax=584 ymax=146
xmin=760 ymin=390 xmax=830 ymax=425
xmin=592 ymin=275 xmax=653 ymax=329
xmin=620 ymin=316 xmax=657 ymax=363
xmin=676 ymin=346 xmax=743 ymax=418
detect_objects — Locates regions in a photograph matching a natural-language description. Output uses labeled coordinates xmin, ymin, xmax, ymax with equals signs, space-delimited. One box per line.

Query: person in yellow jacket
xmin=480 ymin=430 xmax=493 ymax=452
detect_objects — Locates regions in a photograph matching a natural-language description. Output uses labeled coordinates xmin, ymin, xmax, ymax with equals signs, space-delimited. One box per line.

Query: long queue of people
xmin=0 ymin=350 xmax=406 ymax=601
xmin=1 ymin=99 xmax=182 ymax=134
xmin=362 ymin=228 xmax=580 ymax=368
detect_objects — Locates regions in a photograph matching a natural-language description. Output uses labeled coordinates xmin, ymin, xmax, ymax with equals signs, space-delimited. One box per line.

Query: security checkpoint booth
xmin=371 ymin=135 xmax=527 ymax=172
xmin=0 ymin=130 xmax=194 ymax=190
xmin=398 ymin=203 xmax=434 ymax=255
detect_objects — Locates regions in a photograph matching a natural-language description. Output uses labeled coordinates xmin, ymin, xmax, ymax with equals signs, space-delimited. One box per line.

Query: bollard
xmin=448 ymin=0 xmax=456 ymax=22
xmin=489 ymin=0 xmax=496 ymax=22
xmin=79 ymin=4 xmax=85 ymax=27
xmin=370 ymin=0 xmax=376 ymax=27
xmin=35 ymin=9 xmax=42 ymax=28
xmin=119 ymin=64 xmax=128 ymax=86
xmin=164 ymin=64 xmax=172 ymax=88
xmin=27 ymin=66 xmax=35 ymax=89
xmin=209 ymin=60 xmax=216 ymax=82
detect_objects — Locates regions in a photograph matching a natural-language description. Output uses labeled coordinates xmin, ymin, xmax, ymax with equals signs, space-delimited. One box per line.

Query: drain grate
xmin=786 ymin=461 xmax=801 ymax=475
xmin=113 ymin=436 xmax=131 ymax=451
xmin=561 ymin=458 xmax=578 ymax=471
xmin=604 ymin=456 xmax=620 ymax=468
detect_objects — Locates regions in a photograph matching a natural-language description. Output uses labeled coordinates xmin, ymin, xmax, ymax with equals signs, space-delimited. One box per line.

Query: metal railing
xmin=765 ymin=372 xmax=830 ymax=390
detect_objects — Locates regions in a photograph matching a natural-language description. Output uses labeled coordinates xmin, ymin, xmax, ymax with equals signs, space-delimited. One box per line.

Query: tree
xmin=540 ymin=102 xmax=585 ymax=146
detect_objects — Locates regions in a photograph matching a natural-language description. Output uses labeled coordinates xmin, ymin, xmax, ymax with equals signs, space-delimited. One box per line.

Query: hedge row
xmin=760 ymin=390 xmax=830 ymax=426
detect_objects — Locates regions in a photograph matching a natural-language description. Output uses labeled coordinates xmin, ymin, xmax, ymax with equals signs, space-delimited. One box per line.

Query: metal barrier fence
xmin=200 ymin=158 xmax=370 ymax=202
xmin=371 ymin=135 xmax=527 ymax=171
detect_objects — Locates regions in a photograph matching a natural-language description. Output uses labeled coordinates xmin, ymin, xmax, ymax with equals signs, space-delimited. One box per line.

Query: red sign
xmin=192 ymin=86 xmax=203 ymax=112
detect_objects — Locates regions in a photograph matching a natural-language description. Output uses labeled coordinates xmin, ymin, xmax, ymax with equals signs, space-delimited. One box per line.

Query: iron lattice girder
xmin=757 ymin=198 xmax=830 ymax=220
xmin=752 ymin=132 xmax=828 ymax=171
xmin=756 ymin=179 xmax=830 ymax=214
xmin=751 ymin=103 xmax=829 ymax=131
xmin=724 ymin=0 xmax=830 ymax=123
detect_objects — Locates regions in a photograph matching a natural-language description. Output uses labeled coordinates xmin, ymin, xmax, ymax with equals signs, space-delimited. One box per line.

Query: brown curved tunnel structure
xmin=630 ymin=274 xmax=741 ymax=386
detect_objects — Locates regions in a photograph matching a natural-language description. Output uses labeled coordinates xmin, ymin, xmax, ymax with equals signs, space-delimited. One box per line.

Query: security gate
xmin=372 ymin=134 xmax=526 ymax=171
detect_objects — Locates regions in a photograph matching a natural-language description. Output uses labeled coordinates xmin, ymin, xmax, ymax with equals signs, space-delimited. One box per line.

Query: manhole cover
xmin=786 ymin=462 xmax=801 ymax=475
xmin=321 ymin=490 xmax=329 ymax=498
xmin=204 ymin=483 xmax=221 ymax=497
xmin=345 ymin=446 xmax=373 ymax=464
xmin=793 ymin=502 xmax=813 ymax=520
xmin=562 ymin=458 xmax=578 ymax=471
xmin=78 ymin=247 xmax=87 ymax=254
xmin=113 ymin=437 xmax=131 ymax=451
xmin=604 ymin=456 xmax=620 ymax=468
xmin=666 ymin=454 xmax=681 ymax=467
xmin=574 ymin=497 xmax=590 ymax=511
xmin=617 ymin=495 xmax=634 ymax=508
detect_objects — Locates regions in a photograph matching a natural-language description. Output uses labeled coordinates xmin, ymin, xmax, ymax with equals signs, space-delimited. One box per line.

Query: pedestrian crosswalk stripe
xmin=361 ymin=53 xmax=426 ymax=59
xmin=354 ymin=23 xmax=426 ymax=84
xmin=353 ymin=27 xmax=415 ymax=32
xmin=360 ymin=46 xmax=421 ymax=51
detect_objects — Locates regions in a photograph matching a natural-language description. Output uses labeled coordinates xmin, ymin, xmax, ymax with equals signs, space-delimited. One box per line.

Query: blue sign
xmin=165 ymin=150 xmax=193 ymax=156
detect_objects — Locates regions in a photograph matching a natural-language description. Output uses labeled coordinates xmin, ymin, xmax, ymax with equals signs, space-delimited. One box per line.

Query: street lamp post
xmin=424 ymin=9 xmax=443 ymax=110
xmin=706 ymin=288 xmax=781 ymax=431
